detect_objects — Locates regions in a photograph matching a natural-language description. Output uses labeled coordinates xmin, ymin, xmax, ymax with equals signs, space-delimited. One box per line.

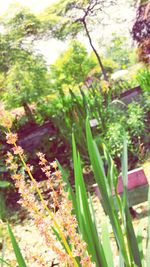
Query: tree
xmin=0 ymin=7 xmax=41 ymax=71
xmin=40 ymin=0 xmax=115 ymax=81
xmin=3 ymin=55 xmax=50 ymax=122
xmin=50 ymin=40 xmax=97 ymax=95
xmin=0 ymin=7 xmax=50 ymax=121
xmin=105 ymin=35 xmax=136 ymax=69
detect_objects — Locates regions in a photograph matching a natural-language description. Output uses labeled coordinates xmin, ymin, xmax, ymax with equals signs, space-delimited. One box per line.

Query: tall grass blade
xmin=72 ymin=134 xmax=107 ymax=267
xmin=86 ymin=118 xmax=130 ymax=266
xmin=0 ymin=258 xmax=12 ymax=267
xmin=121 ymin=140 xmax=142 ymax=267
xmin=7 ymin=224 xmax=27 ymax=267
xmin=136 ymin=222 xmax=144 ymax=267
xmin=101 ymin=218 xmax=114 ymax=267
xmin=119 ymin=251 xmax=125 ymax=267
xmin=57 ymin=161 xmax=77 ymax=212
xmin=146 ymin=183 xmax=150 ymax=267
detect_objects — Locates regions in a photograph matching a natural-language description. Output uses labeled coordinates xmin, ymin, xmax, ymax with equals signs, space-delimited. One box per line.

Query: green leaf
xmin=121 ymin=140 xmax=142 ymax=267
xmin=86 ymin=118 xmax=130 ymax=266
xmin=7 ymin=224 xmax=27 ymax=267
xmin=136 ymin=222 xmax=144 ymax=267
xmin=0 ymin=258 xmax=12 ymax=267
xmin=146 ymin=185 xmax=150 ymax=267
xmin=119 ymin=251 xmax=125 ymax=267
xmin=72 ymin=134 xmax=107 ymax=267
xmin=0 ymin=181 xmax=10 ymax=188
xmin=121 ymin=139 xmax=128 ymax=208
xmin=101 ymin=218 xmax=114 ymax=267
xmin=57 ymin=160 xmax=77 ymax=212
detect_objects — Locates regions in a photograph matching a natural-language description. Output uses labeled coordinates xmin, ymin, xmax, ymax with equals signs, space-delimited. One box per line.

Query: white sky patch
xmin=34 ymin=39 xmax=68 ymax=65
xmin=0 ymin=0 xmax=56 ymax=15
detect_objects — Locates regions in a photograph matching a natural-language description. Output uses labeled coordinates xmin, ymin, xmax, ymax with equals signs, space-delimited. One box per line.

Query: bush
xmin=105 ymin=121 xmax=131 ymax=158
xmin=127 ymin=102 xmax=146 ymax=137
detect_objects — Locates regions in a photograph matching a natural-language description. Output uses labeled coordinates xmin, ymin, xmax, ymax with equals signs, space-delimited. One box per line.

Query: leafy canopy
xmin=3 ymin=55 xmax=50 ymax=108
xmin=39 ymin=0 xmax=114 ymax=40
xmin=50 ymin=40 xmax=97 ymax=92
xmin=0 ymin=7 xmax=50 ymax=110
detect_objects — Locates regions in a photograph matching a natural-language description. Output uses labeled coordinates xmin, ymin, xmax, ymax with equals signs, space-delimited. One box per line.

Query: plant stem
xmin=8 ymin=130 xmax=79 ymax=267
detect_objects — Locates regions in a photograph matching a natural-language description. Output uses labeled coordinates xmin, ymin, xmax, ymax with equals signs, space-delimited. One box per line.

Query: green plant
xmin=2 ymin=117 xmax=150 ymax=266
xmin=67 ymin=120 xmax=143 ymax=266
xmin=105 ymin=122 xmax=130 ymax=158
xmin=127 ymin=102 xmax=146 ymax=137
xmin=106 ymin=35 xmax=136 ymax=69
xmin=7 ymin=224 xmax=27 ymax=267
xmin=137 ymin=67 xmax=150 ymax=93
xmin=0 ymin=181 xmax=11 ymax=220
xmin=5 ymin=131 xmax=93 ymax=267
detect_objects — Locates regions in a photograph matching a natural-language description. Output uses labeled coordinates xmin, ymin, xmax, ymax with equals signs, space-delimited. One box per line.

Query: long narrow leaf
xmin=57 ymin=160 xmax=77 ymax=212
xmin=121 ymin=140 xmax=142 ymax=267
xmin=146 ymin=183 xmax=150 ymax=267
xmin=0 ymin=258 xmax=12 ymax=267
xmin=72 ymin=134 xmax=107 ymax=267
xmin=136 ymin=222 xmax=145 ymax=267
xmin=101 ymin=218 xmax=114 ymax=267
xmin=86 ymin=118 xmax=130 ymax=266
xmin=7 ymin=224 xmax=27 ymax=267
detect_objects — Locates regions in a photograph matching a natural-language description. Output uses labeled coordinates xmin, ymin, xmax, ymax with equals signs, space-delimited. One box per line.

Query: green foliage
xmin=2 ymin=120 xmax=150 ymax=266
xmin=50 ymin=40 xmax=97 ymax=93
xmin=35 ymin=81 xmax=112 ymax=158
xmin=5 ymin=7 xmax=41 ymax=38
xmin=72 ymin=135 xmax=107 ymax=266
xmin=0 ymin=7 xmax=41 ymax=73
xmin=40 ymin=0 xmax=113 ymax=80
xmin=7 ymin=224 xmax=27 ymax=267
xmin=62 ymin=120 xmax=145 ymax=266
xmin=35 ymin=79 xmax=148 ymax=163
xmin=0 ymin=181 xmax=10 ymax=188
xmin=39 ymin=0 xmax=83 ymax=40
xmin=3 ymin=55 xmax=50 ymax=109
xmin=105 ymin=122 xmax=130 ymax=158
xmin=137 ymin=67 xmax=150 ymax=94
xmin=0 ymin=193 xmax=7 ymax=220
xmin=86 ymin=120 xmax=143 ymax=266
xmin=0 ymin=7 xmax=50 ymax=120
xmin=0 ymin=181 xmax=11 ymax=220
xmin=106 ymin=35 xmax=136 ymax=69
xmin=127 ymin=102 xmax=146 ymax=137
xmin=104 ymin=100 xmax=147 ymax=159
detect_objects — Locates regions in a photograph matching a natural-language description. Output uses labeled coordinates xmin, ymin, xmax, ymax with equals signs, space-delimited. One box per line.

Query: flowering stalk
xmin=5 ymin=129 xmax=94 ymax=267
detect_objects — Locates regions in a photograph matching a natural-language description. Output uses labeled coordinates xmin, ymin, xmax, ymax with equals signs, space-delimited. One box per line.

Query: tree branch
xmin=82 ymin=19 xmax=108 ymax=81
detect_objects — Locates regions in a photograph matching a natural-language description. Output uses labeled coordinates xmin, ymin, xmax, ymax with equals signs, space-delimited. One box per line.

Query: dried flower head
xmin=0 ymin=108 xmax=14 ymax=129
xmin=6 ymin=133 xmax=18 ymax=144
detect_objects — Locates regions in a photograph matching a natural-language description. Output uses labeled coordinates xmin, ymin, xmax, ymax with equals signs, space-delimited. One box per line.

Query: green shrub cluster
xmin=34 ymin=79 xmax=148 ymax=166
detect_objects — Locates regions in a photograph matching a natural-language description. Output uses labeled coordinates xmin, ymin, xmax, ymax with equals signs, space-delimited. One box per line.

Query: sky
xmin=0 ymin=0 xmax=136 ymax=64
xmin=0 ymin=0 xmax=56 ymax=15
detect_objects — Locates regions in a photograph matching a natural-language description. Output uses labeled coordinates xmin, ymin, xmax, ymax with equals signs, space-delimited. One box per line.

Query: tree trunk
xmin=83 ymin=20 xmax=109 ymax=82
xmin=23 ymin=102 xmax=35 ymax=123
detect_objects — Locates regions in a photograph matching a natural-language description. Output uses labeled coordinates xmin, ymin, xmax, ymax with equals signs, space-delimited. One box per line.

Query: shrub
xmin=137 ymin=67 xmax=150 ymax=94
xmin=127 ymin=102 xmax=146 ymax=138
xmin=105 ymin=121 xmax=131 ymax=158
